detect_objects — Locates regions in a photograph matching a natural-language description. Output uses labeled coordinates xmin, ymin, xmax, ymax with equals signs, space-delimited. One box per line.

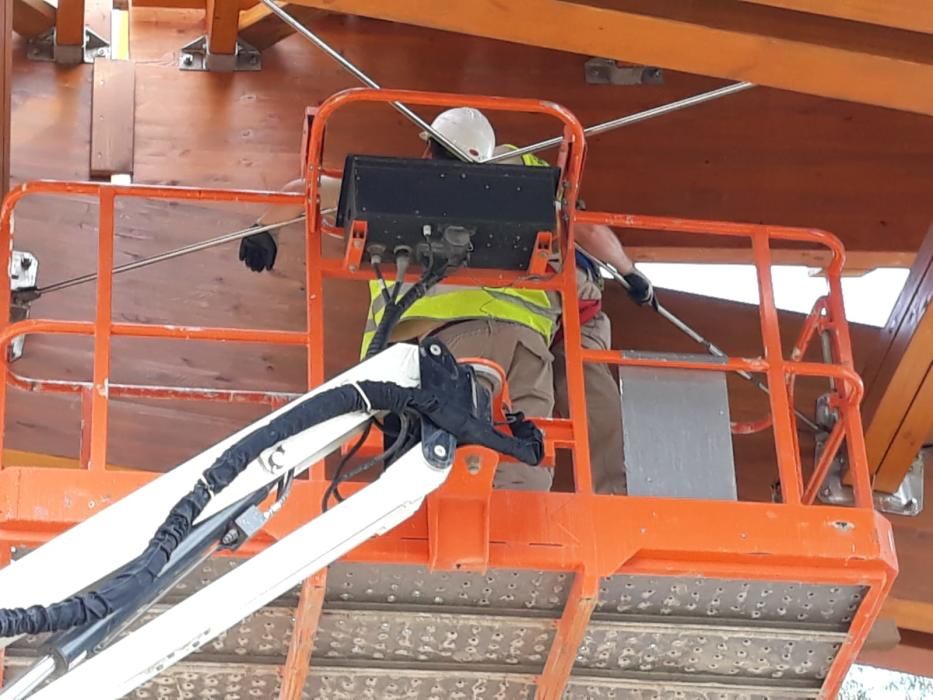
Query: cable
xmin=0 ymin=374 xmax=544 ymax=638
xmin=323 ymin=420 xmax=373 ymax=510
xmin=324 ymin=411 xmax=413 ymax=510
xmin=364 ymin=258 xmax=449 ymax=360
xmin=325 ymin=409 xmax=416 ymax=509
xmin=372 ymin=261 xmax=393 ymax=306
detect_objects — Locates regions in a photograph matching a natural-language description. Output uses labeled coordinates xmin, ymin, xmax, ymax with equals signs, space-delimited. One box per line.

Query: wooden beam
xmin=90 ymin=59 xmax=136 ymax=178
xmin=858 ymin=630 xmax=933 ymax=678
xmin=278 ymin=572 xmax=326 ymax=699
xmin=625 ymin=246 xmax=913 ymax=271
xmin=206 ymin=0 xmax=241 ymax=55
xmin=131 ymin=0 xmax=256 ymax=7
xmin=882 ymin=598 xmax=933 ymax=636
xmin=1 ymin=0 xmax=11 ymax=202
xmin=238 ymin=3 xmax=330 ymax=51
xmin=55 ymin=0 xmax=85 ymax=47
xmin=287 ymin=0 xmax=933 ymax=116
xmin=737 ymin=0 xmax=933 ymax=35
xmin=12 ymin=0 xmax=56 ymax=39
xmin=862 ymin=224 xmax=933 ymax=493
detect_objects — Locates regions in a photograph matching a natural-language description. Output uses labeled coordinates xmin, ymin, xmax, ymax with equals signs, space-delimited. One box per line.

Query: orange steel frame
xmin=0 ymin=89 xmax=896 ymax=699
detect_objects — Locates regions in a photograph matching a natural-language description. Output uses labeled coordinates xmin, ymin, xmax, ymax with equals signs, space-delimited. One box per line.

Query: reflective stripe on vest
xmin=500 ymin=144 xmax=551 ymax=169
xmin=360 ymin=281 xmax=556 ymax=358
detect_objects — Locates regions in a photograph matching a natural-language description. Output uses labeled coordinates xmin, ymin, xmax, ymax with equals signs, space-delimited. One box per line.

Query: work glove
xmin=239 ymin=227 xmax=277 ymax=272
xmin=623 ymin=268 xmax=657 ymax=308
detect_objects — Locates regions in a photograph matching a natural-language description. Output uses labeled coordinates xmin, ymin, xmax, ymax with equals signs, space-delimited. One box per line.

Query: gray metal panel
xmin=619 ymin=351 xmax=736 ymax=499
xmin=305 ymin=666 xmax=536 ymax=700
xmin=596 ymin=576 xmax=865 ymax=627
xmin=313 ymin=610 xmax=553 ymax=669
xmin=126 ymin=663 xmax=282 ymax=699
xmin=327 ymin=564 xmax=573 ymax=612
xmin=575 ymin=620 xmax=843 ymax=680
xmin=564 ymin=677 xmax=818 ymax=700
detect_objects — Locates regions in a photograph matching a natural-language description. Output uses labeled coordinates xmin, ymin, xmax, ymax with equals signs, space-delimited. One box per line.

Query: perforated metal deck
xmin=3 ymin=559 xmax=865 ymax=699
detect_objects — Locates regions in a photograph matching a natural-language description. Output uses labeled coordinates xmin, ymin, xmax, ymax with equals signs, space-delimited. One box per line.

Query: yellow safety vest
xmin=499 ymin=144 xmax=550 ymax=168
xmin=360 ymin=145 xmax=557 ymax=358
xmin=360 ymin=282 xmax=556 ymax=358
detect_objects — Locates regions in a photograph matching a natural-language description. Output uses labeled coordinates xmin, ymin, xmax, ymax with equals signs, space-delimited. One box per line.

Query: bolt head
xmin=432 ymin=444 xmax=447 ymax=458
xmin=429 ymin=344 xmax=442 ymax=356
xmin=182 ymin=54 xmax=194 ymax=66
xmin=821 ymin=487 xmax=832 ymax=497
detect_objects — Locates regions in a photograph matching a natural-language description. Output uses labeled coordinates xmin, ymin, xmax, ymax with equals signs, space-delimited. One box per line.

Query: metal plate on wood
xmin=314 ymin=610 xmax=553 ymax=668
xmin=327 ymin=564 xmax=573 ymax=611
xmin=620 ymin=352 xmax=736 ymax=500
xmin=597 ymin=576 xmax=865 ymax=627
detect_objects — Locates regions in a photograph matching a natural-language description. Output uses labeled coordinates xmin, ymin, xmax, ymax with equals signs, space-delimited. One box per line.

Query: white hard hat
xmin=421 ymin=107 xmax=496 ymax=160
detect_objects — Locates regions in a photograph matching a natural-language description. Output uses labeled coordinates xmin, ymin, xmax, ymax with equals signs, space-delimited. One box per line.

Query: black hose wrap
xmin=0 ymin=376 xmax=543 ymax=638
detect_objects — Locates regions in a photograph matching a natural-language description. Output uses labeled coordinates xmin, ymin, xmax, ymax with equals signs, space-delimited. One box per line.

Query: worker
xmin=240 ymin=108 xmax=558 ymax=492
xmin=493 ymin=144 xmax=656 ymax=494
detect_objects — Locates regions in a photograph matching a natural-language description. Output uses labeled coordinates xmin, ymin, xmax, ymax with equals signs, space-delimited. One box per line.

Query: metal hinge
xmin=584 ymin=58 xmax=664 ymax=86
xmin=814 ymin=393 xmax=925 ymax=516
xmin=178 ymin=37 xmax=261 ymax=72
xmin=27 ymin=28 xmax=110 ymax=64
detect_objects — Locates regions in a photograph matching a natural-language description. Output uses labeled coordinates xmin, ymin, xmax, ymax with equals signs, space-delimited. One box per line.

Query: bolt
xmin=433 ymin=444 xmax=447 ymax=459
xmin=821 ymin=487 xmax=831 ymax=497
xmin=96 ymin=48 xmax=106 ymax=57
xmin=182 ymin=54 xmax=194 ymax=66
xmin=249 ymin=54 xmax=259 ymax=65
xmin=429 ymin=344 xmax=442 ymax=357
xmin=266 ymin=445 xmax=286 ymax=471
xmin=221 ymin=529 xmax=239 ymax=546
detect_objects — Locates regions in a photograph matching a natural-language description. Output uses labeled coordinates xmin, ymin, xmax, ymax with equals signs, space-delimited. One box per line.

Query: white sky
xmin=634 ymin=263 xmax=910 ymax=328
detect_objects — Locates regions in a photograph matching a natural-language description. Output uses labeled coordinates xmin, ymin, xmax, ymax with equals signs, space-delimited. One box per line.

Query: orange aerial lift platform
xmin=0 ymin=89 xmax=896 ymax=700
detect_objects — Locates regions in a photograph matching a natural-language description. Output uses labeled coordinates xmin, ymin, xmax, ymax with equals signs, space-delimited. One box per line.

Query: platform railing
xmin=0 ymin=89 xmax=895 ymax=700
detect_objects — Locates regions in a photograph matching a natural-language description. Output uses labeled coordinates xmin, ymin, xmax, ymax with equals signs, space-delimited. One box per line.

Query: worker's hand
xmin=623 ymin=269 xmax=657 ymax=308
xmin=239 ymin=228 xmax=277 ymax=272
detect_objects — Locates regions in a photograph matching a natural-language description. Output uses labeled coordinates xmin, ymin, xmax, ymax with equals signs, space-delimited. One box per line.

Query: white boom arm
xmin=0 ymin=344 xmax=454 ymax=699
xmin=0 ymin=344 xmax=419 ymax=621
xmin=33 ymin=444 xmax=447 ymax=699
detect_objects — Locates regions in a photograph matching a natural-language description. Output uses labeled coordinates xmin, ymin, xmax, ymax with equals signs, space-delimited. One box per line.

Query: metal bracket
xmin=815 ymin=433 xmax=924 ymax=516
xmin=9 ymin=251 xmax=39 ymax=362
xmin=584 ymin=58 xmax=663 ymax=86
xmin=26 ymin=28 xmax=110 ymax=64
xmin=178 ymin=37 xmax=261 ymax=72
xmin=815 ymin=393 xmax=839 ymax=431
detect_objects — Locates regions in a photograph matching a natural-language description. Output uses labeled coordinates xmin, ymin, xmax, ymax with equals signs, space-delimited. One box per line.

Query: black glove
xmin=238 ymin=227 xmax=277 ymax=272
xmin=623 ymin=269 xmax=657 ymax=308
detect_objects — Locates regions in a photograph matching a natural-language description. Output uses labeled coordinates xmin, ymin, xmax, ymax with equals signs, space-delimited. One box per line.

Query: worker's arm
xmin=575 ymin=222 xmax=656 ymax=307
xmin=240 ymin=175 xmax=341 ymax=273
xmin=575 ymin=223 xmax=635 ymax=275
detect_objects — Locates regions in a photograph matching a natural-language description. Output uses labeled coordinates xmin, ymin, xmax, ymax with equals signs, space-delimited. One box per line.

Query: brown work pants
xmin=433 ymin=319 xmax=554 ymax=492
xmin=553 ymin=311 xmax=626 ymax=494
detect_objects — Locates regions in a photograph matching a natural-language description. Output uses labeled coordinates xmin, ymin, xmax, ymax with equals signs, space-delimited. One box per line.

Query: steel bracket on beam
xmin=178 ymin=36 xmax=261 ymax=72
xmin=816 ymin=433 xmax=925 ymax=517
xmin=584 ymin=58 xmax=663 ymax=86
xmin=26 ymin=27 xmax=110 ymax=64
